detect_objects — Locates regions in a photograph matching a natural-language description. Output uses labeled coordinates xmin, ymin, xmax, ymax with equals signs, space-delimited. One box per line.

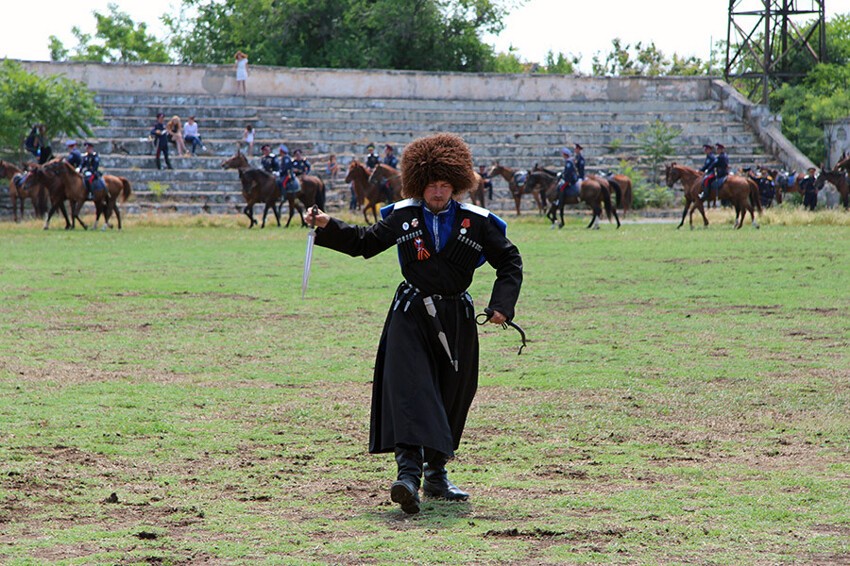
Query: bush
xmin=632 ymin=184 xmax=676 ymax=209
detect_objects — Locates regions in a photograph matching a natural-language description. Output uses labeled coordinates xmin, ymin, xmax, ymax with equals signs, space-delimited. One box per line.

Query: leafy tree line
xmin=0 ymin=60 xmax=101 ymax=160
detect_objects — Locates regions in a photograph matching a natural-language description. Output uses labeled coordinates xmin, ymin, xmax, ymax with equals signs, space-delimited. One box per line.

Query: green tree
xmin=591 ymin=38 xmax=716 ymax=77
xmin=540 ymin=50 xmax=578 ymax=75
xmin=0 ymin=60 xmax=103 ymax=159
xmin=49 ymin=3 xmax=170 ymax=63
xmin=770 ymin=62 xmax=850 ymax=165
xmin=165 ymin=0 xmax=513 ymax=72
xmin=637 ymin=119 xmax=682 ymax=185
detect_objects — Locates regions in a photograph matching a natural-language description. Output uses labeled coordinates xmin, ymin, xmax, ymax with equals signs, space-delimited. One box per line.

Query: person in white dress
xmin=235 ymin=51 xmax=248 ymax=96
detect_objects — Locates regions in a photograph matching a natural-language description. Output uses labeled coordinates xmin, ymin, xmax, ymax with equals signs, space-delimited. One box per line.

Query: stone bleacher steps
xmin=8 ymin=93 xmax=783 ymax=216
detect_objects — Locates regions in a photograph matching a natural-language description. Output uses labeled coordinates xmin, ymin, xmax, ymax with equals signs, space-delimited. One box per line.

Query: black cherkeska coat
xmin=314 ymin=198 xmax=522 ymax=457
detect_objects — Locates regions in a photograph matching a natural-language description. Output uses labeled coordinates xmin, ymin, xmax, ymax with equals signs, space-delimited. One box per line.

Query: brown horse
xmin=665 ymin=163 xmax=761 ymax=229
xmin=368 ymin=163 xmax=403 ymax=203
xmin=25 ymin=160 xmax=101 ymax=230
xmin=525 ymin=166 xmax=620 ymax=229
xmin=0 ymin=160 xmax=47 ymax=222
xmin=814 ymin=170 xmax=850 ymax=210
xmin=346 ymin=160 xmax=399 ymax=224
xmin=489 ymin=163 xmax=543 ymax=216
xmin=221 ymin=152 xmax=282 ymax=228
xmin=770 ymin=169 xmax=803 ymax=204
xmin=469 ymin=172 xmax=486 ymax=207
xmin=96 ymin=174 xmax=133 ymax=230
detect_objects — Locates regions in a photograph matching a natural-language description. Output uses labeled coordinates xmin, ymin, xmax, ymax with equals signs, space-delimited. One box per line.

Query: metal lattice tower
xmin=725 ymin=0 xmax=826 ymax=103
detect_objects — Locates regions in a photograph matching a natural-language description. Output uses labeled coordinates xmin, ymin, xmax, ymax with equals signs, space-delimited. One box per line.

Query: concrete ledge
xmin=20 ymin=61 xmax=712 ymax=102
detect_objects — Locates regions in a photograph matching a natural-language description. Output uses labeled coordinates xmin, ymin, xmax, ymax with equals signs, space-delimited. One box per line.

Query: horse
xmin=469 ymin=172 xmax=486 ymax=207
xmin=814 ymin=169 xmax=850 ymax=210
xmin=285 ymin=172 xmax=326 ymax=228
xmin=96 ymin=174 xmax=133 ymax=230
xmin=771 ymin=169 xmax=803 ymax=204
xmin=368 ymin=163 xmax=403 ymax=203
xmin=346 ymin=160 xmax=399 ymax=225
xmin=525 ymin=166 xmax=620 ymax=229
xmin=489 ymin=162 xmax=544 ymax=216
xmin=665 ymin=163 xmax=761 ymax=229
xmin=25 ymin=160 xmax=102 ymax=230
xmin=0 ymin=160 xmax=47 ymax=222
xmin=221 ymin=151 xmax=282 ymax=228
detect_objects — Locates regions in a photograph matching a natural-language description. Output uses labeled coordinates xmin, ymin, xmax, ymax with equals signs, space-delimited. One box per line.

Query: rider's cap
xmin=84 ymin=141 xmax=94 ymax=148
xmin=385 ymin=144 xmax=394 ymax=151
xmin=293 ymin=148 xmax=302 ymax=155
xmin=65 ymin=140 xmax=77 ymax=147
xmin=715 ymin=143 xmax=726 ymax=150
xmin=400 ymin=133 xmax=476 ymax=198
xmin=366 ymin=143 xmax=375 ymax=151
xmin=703 ymin=143 xmax=713 ymax=150
xmin=278 ymin=144 xmax=289 ymax=153
xmin=561 ymin=147 xmax=572 ymax=157
xmin=807 ymin=167 xmax=816 ymax=172
xmin=574 ymin=143 xmax=583 ymax=151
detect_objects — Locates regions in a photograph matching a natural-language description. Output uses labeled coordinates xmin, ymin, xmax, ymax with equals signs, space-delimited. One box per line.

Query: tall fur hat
xmin=400 ymin=133 xmax=476 ymax=198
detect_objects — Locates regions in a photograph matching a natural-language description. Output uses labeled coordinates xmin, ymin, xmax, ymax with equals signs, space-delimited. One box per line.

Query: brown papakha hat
xmin=400 ymin=133 xmax=476 ymax=199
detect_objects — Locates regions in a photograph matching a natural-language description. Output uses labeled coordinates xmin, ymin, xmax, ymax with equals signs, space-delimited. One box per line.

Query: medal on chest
xmin=413 ymin=236 xmax=430 ymax=260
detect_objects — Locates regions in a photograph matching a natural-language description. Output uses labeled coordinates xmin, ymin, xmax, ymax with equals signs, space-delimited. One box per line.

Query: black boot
xmin=164 ymin=154 xmax=173 ymax=170
xmin=390 ymin=446 xmax=423 ymax=514
xmin=423 ymin=453 xmax=469 ymax=501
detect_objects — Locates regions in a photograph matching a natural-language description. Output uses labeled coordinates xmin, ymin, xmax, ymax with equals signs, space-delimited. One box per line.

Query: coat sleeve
xmin=314 ymin=216 xmax=397 ymax=259
xmin=481 ymin=216 xmax=523 ymax=321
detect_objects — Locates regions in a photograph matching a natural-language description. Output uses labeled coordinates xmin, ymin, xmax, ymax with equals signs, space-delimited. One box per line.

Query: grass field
xmin=1 ymin=210 xmax=849 ymax=565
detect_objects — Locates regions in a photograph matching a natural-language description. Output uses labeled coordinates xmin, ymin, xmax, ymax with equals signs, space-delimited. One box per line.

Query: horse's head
xmin=488 ymin=162 xmax=502 ymax=178
xmin=664 ymin=163 xmax=679 ymax=188
xmin=368 ymin=164 xmax=388 ymax=185
xmin=221 ymin=152 xmax=248 ymax=170
xmin=344 ymin=160 xmax=360 ymax=183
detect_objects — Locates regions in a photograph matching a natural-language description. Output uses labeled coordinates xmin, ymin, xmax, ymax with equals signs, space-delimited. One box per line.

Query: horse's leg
xmin=272 ymin=200 xmax=281 ymax=227
xmin=112 ymin=201 xmax=122 ymax=230
xmin=11 ymin=192 xmax=19 ymax=223
xmin=558 ymin=202 xmax=565 ymax=228
xmin=612 ymin=209 xmax=621 ymax=229
xmin=514 ymin=191 xmax=521 ymax=216
xmin=43 ymin=202 xmax=59 ymax=230
xmin=261 ymin=203 xmax=270 ymax=228
xmin=285 ymin=197 xmax=295 ymax=228
xmin=243 ymin=204 xmax=255 ymax=228
xmin=73 ymin=200 xmax=88 ymax=230
xmin=60 ymin=201 xmax=71 ymax=230
xmin=677 ymin=201 xmax=689 ymax=229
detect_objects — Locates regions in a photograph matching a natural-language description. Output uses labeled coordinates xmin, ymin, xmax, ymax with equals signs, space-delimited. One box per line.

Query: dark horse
xmin=525 ymin=166 xmax=620 ymax=229
xmin=814 ymin=169 xmax=849 ymax=210
xmin=346 ymin=160 xmax=400 ymax=224
xmin=221 ymin=152 xmax=282 ymax=228
xmin=665 ymin=163 xmax=761 ymax=229
xmin=488 ymin=162 xmax=544 ymax=216
xmin=0 ymin=160 xmax=47 ymax=222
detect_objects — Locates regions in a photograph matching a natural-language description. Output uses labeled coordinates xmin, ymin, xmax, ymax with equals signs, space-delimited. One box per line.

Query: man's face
xmin=423 ymin=180 xmax=453 ymax=213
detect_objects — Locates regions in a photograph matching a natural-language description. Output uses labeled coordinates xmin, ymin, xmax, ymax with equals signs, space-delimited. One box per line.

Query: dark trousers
xmin=803 ymin=191 xmax=817 ymax=211
xmin=155 ymin=144 xmax=172 ymax=170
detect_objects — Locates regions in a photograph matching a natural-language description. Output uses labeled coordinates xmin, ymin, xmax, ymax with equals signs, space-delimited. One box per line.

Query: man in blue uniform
xmin=574 ymin=143 xmax=586 ymax=180
xmin=383 ymin=144 xmax=399 ymax=169
xmin=65 ymin=140 xmax=83 ymax=171
xmin=80 ymin=142 xmax=104 ymax=200
xmin=259 ymin=144 xmax=279 ymax=174
xmin=306 ymin=133 xmax=523 ymax=515
xmin=801 ymin=167 xmax=818 ymax=211
xmin=365 ymin=143 xmax=380 ymax=171
xmin=557 ymin=147 xmax=579 ymax=204
xmin=291 ymin=149 xmax=311 ymax=176
xmin=700 ymin=143 xmax=728 ymax=200
xmin=278 ymin=145 xmax=298 ymax=193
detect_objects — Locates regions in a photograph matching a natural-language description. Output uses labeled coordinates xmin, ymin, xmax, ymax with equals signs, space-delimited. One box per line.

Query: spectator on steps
xmin=235 ymin=51 xmax=248 ymax=96
xmin=240 ymin=124 xmax=255 ymax=157
xmin=150 ymin=112 xmax=173 ymax=170
xmin=167 ymin=115 xmax=189 ymax=157
xmin=183 ymin=116 xmax=205 ymax=155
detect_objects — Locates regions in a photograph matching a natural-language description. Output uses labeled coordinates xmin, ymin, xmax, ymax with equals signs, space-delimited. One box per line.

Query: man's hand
xmin=305 ymin=207 xmax=330 ymax=228
xmin=488 ymin=310 xmax=507 ymax=325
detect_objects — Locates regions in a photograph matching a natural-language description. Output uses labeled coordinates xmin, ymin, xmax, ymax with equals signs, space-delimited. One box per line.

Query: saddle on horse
xmin=83 ymin=171 xmax=105 ymax=199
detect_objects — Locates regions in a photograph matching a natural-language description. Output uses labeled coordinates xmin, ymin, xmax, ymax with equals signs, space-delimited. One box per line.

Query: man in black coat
xmin=306 ymin=133 xmax=523 ymax=514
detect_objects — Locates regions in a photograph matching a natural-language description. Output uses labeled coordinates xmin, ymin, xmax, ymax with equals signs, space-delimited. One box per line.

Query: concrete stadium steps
xmin=0 ymin=90 xmax=780 ymax=216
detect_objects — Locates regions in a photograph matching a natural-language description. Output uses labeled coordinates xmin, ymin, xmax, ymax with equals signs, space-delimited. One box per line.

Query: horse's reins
xmin=476 ymin=308 xmax=528 ymax=356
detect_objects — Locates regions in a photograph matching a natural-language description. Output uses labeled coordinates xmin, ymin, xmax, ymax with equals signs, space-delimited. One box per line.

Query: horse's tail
xmin=609 ymin=178 xmax=623 ymax=209
xmin=747 ymin=177 xmax=762 ymax=214
xmin=120 ymin=177 xmax=132 ymax=202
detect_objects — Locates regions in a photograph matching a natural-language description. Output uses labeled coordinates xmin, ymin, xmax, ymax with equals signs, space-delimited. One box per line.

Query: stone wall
xmin=20 ymin=61 xmax=712 ymax=102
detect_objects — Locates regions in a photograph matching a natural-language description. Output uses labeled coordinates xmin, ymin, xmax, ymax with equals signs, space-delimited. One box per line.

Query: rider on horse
xmin=557 ymin=147 xmax=579 ymax=204
xmin=278 ymin=144 xmax=299 ymax=194
xmin=292 ymin=149 xmax=311 ymax=176
xmin=699 ymin=143 xmax=727 ymax=200
xmin=378 ymin=144 xmax=399 ymax=202
xmin=260 ymin=144 xmax=279 ymax=174
xmin=574 ymin=143 xmax=586 ymax=181
xmin=365 ymin=143 xmax=380 ymax=172
xmin=80 ymin=142 xmax=104 ymax=200
xmin=65 ymin=140 xmax=83 ymax=171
